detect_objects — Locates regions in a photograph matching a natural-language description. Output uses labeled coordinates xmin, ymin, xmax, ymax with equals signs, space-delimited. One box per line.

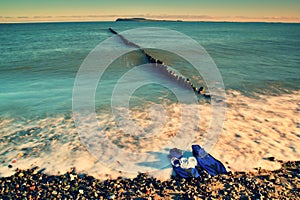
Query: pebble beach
xmin=0 ymin=160 xmax=299 ymax=199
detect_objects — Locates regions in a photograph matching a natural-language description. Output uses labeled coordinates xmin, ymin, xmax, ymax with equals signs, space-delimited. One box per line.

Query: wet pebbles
xmin=0 ymin=161 xmax=299 ymax=199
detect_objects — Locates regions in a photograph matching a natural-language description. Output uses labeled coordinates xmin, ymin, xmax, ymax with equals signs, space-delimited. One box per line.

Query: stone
xmin=70 ymin=174 xmax=77 ymax=181
xmin=107 ymin=194 xmax=115 ymax=199
xmin=268 ymin=174 xmax=275 ymax=181
xmin=29 ymin=185 xmax=35 ymax=191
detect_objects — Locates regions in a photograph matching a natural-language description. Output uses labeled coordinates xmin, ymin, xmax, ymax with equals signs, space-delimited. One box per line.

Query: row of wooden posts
xmin=108 ymin=28 xmax=207 ymax=97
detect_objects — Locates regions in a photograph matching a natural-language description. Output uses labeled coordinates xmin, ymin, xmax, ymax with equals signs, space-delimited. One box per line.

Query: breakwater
xmin=108 ymin=28 xmax=208 ymax=97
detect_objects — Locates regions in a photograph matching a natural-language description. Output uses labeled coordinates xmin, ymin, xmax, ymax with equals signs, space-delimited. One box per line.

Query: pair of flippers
xmin=169 ymin=145 xmax=227 ymax=178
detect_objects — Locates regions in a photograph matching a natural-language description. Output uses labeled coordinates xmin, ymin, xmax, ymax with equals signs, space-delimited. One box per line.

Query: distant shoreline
xmin=115 ymin=17 xmax=183 ymax=22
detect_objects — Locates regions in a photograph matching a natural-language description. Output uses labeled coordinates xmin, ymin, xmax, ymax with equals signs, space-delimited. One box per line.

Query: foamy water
xmin=1 ymin=90 xmax=299 ymax=179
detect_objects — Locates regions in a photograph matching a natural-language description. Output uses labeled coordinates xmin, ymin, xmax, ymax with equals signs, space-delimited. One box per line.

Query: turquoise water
xmin=0 ymin=22 xmax=299 ymax=119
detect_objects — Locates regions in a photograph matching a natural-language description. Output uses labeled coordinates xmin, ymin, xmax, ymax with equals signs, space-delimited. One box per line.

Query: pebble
xmin=70 ymin=174 xmax=77 ymax=181
xmin=29 ymin=185 xmax=35 ymax=191
xmin=17 ymin=152 xmax=24 ymax=158
xmin=268 ymin=174 xmax=275 ymax=180
xmin=107 ymin=194 xmax=115 ymax=199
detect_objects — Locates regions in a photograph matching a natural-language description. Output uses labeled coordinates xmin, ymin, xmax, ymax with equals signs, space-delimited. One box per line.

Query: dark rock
xmin=265 ymin=156 xmax=275 ymax=161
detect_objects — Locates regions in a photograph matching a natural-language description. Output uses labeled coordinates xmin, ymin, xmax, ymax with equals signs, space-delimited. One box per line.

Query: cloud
xmin=33 ymin=16 xmax=53 ymax=19
xmin=17 ymin=16 xmax=29 ymax=19
xmin=233 ymin=15 xmax=300 ymax=21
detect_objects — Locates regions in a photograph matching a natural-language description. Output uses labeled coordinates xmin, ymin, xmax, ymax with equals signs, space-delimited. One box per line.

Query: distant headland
xmin=115 ymin=18 xmax=183 ymax=22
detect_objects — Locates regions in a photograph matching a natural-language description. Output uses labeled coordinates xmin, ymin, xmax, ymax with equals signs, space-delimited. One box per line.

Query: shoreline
xmin=0 ymin=160 xmax=299 ymax=199
xmin=0 ymin=90 xmax=299 ymax=181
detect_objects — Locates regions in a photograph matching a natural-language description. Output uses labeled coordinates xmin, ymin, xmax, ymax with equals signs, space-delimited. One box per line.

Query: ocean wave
xmin=0 ymin=90 xmax=299 ymax=179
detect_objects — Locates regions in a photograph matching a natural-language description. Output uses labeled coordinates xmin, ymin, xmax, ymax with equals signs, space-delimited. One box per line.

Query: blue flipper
xmin=192 ymin=145 xmax=227 ymax=176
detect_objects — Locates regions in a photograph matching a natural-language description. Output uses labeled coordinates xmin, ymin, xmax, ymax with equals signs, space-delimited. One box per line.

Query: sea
xmin=0 ymin=21 xmax=299 ymax=177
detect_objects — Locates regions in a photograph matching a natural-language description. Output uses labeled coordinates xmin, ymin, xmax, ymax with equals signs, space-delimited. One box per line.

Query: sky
xmin=0 ymin=0 xmax=300 ymax=23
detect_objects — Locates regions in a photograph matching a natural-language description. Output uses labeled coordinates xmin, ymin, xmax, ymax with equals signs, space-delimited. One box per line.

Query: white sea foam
xmin=0 ymin=90 xmax=299 ymax=180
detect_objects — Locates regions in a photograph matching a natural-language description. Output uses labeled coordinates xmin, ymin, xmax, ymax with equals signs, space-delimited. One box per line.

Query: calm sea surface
xmin=0 ymin=22 xmax=299 ymax=119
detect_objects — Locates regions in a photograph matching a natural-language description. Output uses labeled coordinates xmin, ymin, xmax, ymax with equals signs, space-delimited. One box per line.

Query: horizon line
xmin=1 ymin=19 xmax=300 ymax=24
